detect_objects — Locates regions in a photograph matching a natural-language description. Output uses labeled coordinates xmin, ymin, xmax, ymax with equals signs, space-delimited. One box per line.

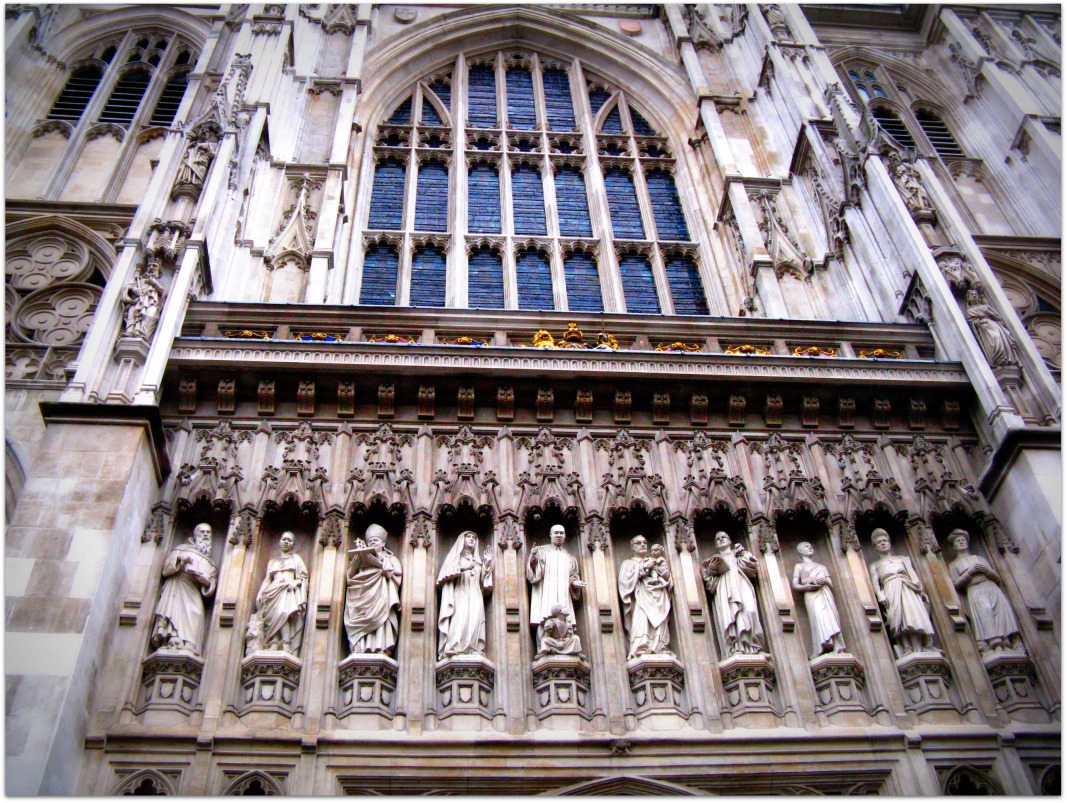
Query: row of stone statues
xmin=149 ymin=523 xmax=1025 ymax=667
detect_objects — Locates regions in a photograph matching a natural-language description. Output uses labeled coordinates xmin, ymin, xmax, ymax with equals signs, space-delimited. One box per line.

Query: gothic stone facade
xmin=4 ymin=3 xmax=1061 ymax=796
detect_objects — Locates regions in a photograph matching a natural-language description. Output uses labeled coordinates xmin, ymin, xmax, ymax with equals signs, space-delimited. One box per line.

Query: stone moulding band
xmin=170 ymin=343 xmax=969 ymax=386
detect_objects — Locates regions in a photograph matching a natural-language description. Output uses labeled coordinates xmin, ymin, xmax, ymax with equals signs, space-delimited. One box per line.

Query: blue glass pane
xmin=506 ymin=67 xmax=536 ymax=129
xmin=516 ymin=250 xmax=553 ymax=310
xmin=665 ymin=254 xmax=708 ymax=315
xmin=428 ymin=78 xmax=451 ymax=112
xmin=368 ymin=159 xmax=406 ymax=230
xmin=415 ymin=161 xmax=448 ymax=232
xmin=555 ymin=167 xmax=592 ymax=236
xmin=387 ymin=96 xmax=412 ymax=125
xmin=630 ymin=108 xmax=655 ymax=136
xmin=564 ymin=252 xmax=603 ymax=312
xmin=410 ymin=245 xmax=446 ymax=307
xmin=604 ymin=169 xmax=644 ymax=239
xmin=619 ymin=253 xmax=660 ymax=313
xmin=601 ymin=106 xmax=623 ymax=134
xmin=360 ymin=245 xmax=399 ymax=305
xmin=468 ymin=247 xmax=504 ymax=309
xmin=422 ymin=98 xmax=442 ymax=126
xmin=543 ymin=68 xmax=575 ymax=130
xmin=468 ymin=165 xmax=501 ymax=233
xmin=645 ymin=170 xmax=689 ymax=240
xmin=468 ymin=64 xmax=497 ymax=128
xmin=512 ymin=167 xmax=546 ymax=235
xmin=588 ymin=88 xmax=611 ymax=117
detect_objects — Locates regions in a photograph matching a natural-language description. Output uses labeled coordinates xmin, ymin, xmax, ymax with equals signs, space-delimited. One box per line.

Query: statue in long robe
xmin=527 ymin=524 xmax=585 ymax=643
xmin=250 ymin=531 xmax=308 ymax=656
xmin=702 ymin=531 xmax=766 ymax=657
xmin=791 ymin=541 xmax=846 ymax=660
xmin=618 ymin=535 xmax=673 ymax=659
xmin=436 ymin=531 xmax=493 ymax=658
xmin=965 ymin=288 xmax=1020 ymax=368
xmin=151 ymin=523 xmax=217 ymax=655
xmin=868 ymin=528 xmax=935 ymax=657
xmin=948 ymin=529 xmax=1023 ymax=653
xmin=344 ymin=523 xmax=402 ymax=655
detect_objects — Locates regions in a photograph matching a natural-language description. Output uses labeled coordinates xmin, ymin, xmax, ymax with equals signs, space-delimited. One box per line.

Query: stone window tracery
xmin=359 ymin=50 xmax=709 ymax=314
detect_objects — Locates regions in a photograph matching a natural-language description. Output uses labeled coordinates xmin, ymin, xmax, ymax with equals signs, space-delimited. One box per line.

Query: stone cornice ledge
xmin=38 ymin=401 xmax=171 ymax=484
xmin=170 ymin=339 xmax=968 ymax=388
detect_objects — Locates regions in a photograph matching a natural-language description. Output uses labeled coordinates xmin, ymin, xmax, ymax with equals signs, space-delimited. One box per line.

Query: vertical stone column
xmin=6 ymin=412 xmax=163 ymax=795
xmin=497 ymin=512 xmax=527 ymax=733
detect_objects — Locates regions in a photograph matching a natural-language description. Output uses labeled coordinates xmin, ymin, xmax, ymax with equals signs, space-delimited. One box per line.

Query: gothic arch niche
xmin=221 ymin=770 xmax=285 ymax=795
xmin=941 ymin=765 xmax=1002 ymax=795
xmin=524 ymin=502 xmax=585 ymax=650
xmin=113 ymin=768 xmax=179 ymax=795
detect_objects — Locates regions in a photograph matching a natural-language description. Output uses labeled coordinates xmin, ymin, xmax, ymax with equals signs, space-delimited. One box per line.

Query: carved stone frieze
xmin=597 ymin=430 xmax=667 ymax=515
xmin=752 ymin=433 xmax=826 ymax=519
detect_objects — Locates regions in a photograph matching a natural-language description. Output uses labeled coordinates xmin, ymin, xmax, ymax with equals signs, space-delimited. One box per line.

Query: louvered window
xmin=360 ymin=52 xmax=705 ymax=314
xmin=47 ymin=67 xmax=104 ymax=121
xmin=415 ymin=161 xmax=449 ymax=232
xmin=604 ymin=169 xmax=645 ymax=239
xmin=98 ymin=68 xmax=150 ymax=124
xmin=646 ymin=170 xmax=689 ymax=241
xmin=468 ymin=64 xmax=497 ymax=128
xmin=148 ymin=71 xmax=187 ymax=127
xmin=428 ymin=78 xmax=451 ymax=111
xmin=543 ymin=68 xmax=575 ymax=130
xmin=630 ymin=109 xmax=655 ymax=136
xmin=516 ymin=249 xmax=553 ymax=310
xmin=916 ymin=110 xmax=966 ymax=158
xmin=368 ymin=159 xmax=406 ymax=230
xmin=360 ymin=244 xmax=400 ymax=305
xmin=602 ymin=106 xmax=624 ymax=135
xmin=468 ymin=165 xmax=501 ymax=233
xmin=588 ymin=88 xmax=611 ymax=117
xmin=665 ymin=253 xmax=708 ymax=315
xmin=388 ymin=97 xmax=412 ymax=125
xmin=512 ymin=166 xmax=546 ymax=235
xmin=872 ymin=108 xmax=916 ymax=149
xmin=619 ymin=253 xmax=660 ymax=314
xmin=564 ymin=252 xmax=603 ymax=312
xmin=506 ymin=66 xmax=536 ymax=129
xmin=555 ymin=167 xmax=592 ymax=237
xmin=468 ymin=247 xmax=505 ymax=309
xmin=422 ymin=99 xmax=443 ymax=127
xmin=410 ymin=245 xmax=446 ymax=307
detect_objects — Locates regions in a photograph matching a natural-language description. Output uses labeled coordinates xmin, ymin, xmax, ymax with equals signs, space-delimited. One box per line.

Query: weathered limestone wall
xmin=6 ymin=421 xmax=157 ymax=794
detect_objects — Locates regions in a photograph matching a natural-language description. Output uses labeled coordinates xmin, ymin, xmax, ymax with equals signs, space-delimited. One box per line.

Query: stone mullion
xmin=570 ymin=59 xmax=623 ymax=313
xmin=451 ymin=56 xmax=471 ymax=309
xmin=497 ymin=430 xmax=528 ymax=733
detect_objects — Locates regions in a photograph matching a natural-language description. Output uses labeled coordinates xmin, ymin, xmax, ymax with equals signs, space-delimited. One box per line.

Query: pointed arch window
xmin=48 ymin=66 xmax=105 ymax=121
xmin=872 ymin=107 xmax=917 ymax=149
xmin=98 ymin=68 xmax=151 ymax=124
xmin=359 ymin=52 xmax=710 ymax=314
xmin=360 ymin=242 xmax=400 ymax=305
xmin=149 ymin=70 xmax=188 ymax=127
xmin=916 ymin=109 xmax=966 ymax=158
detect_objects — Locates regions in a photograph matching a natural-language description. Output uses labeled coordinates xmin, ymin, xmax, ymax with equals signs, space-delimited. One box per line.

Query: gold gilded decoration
xmin=442 ymin=335 xmax=489 ymax=346
xmin=859 ymin=348 xmax=901 ymax=359
xmin=793 ymin=346 xmax=836 ymax=357
xmin=724 ymin=344 xmax=770 ymax=355
xmin=294 ymin=331 xmax=340 ymax=342
xmin=222 ymin=329 xmax=271 ymax=340
xmin=592 ymin=331 xmax=619 ymax=350
xmin=655 ymin=341 xmax=700 ymax=353
xmin=369 ymin=333 xmax=417 ymax=345
xmin=558 ymin=322 xmax=585 ymax=349
xmin=532 ymin=329 xmax=556 ymax=348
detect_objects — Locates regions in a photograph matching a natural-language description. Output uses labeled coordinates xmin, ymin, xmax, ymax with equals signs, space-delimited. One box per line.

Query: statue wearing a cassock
xmin=527 ymin=524 xmax=585 ymax=644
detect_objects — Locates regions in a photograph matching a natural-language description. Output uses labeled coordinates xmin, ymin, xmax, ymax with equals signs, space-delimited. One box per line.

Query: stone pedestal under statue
xmin=809 ymin=652 xmax=869 ymax=723
xmin=240 ymin=650 xmax=302 ymax=718
xmin=719 ymin=653 xmax=776 ymax=727
xmin=981 ymin=650 xmax=1046 ymax=722
xmin=627 ymin=654 xmax=685 ymax=729
xmin=138 ymin=648 xmax=204 ymax=725
xmin=895 ymin=651 xmax=956 ymax=721
xmin=337 ymin=653 xmax=399 ymax=724
xmin=434 ymin=655 xmax=494 ymax=730
xmin=532 ymin=654 xmax=591 ymax=728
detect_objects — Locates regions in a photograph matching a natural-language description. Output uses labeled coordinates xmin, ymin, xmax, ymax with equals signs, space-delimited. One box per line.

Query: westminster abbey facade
xmin=4 ymin=3 xmax=1061 ymax=795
